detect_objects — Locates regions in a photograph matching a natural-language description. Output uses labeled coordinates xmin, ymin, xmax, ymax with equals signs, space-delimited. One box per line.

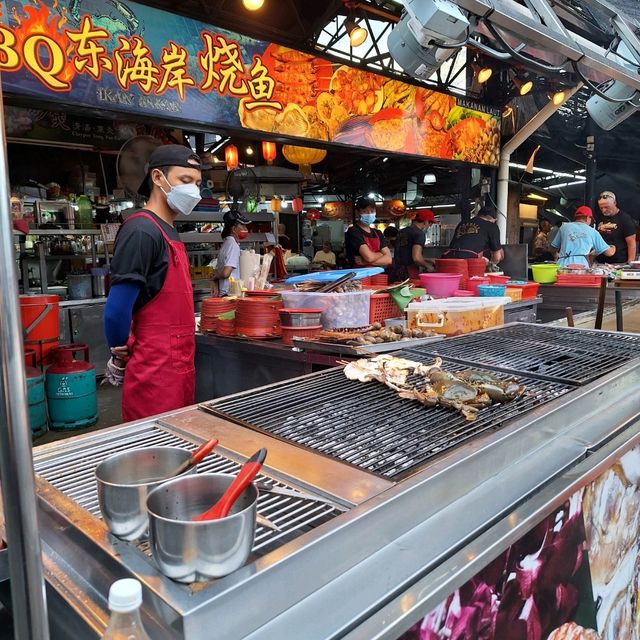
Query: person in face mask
xmin=345 ymin=196 xmax=392 ymax=268
xmin=103 ymin=144 xmax=203 ymax=421
xmin=212 ymin=209 xmax=251 ymax=296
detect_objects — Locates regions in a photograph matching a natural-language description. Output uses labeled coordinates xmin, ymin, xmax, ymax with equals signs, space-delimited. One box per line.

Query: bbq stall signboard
xmin=0 ymin=0 xmax=500 ymax=165
xmin=398 ymin=443 xmax=640 ymax=640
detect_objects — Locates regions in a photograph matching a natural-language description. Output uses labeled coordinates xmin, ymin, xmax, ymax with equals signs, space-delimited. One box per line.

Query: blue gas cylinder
xmin=46 ymin=344 xmax=97 ymax=430
xmin=25 ymin=352 xmax=47 ymax=438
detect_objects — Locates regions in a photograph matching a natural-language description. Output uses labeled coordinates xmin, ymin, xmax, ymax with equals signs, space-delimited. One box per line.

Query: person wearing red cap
xmin=103 ymin=144 xmax=203 ymax=421
xmin=392 ymin=209 xmax=436 ymax=280
xmin=551 ymin=206 xmax=615 ymax=268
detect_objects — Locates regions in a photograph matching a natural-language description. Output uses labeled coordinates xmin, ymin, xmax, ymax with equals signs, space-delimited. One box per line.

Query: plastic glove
xmin=102 ymin=356 xmax=126 ymax=387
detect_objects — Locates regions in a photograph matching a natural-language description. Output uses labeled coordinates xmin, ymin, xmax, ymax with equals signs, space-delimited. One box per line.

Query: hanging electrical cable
xmin=570 ymin=59 xmax=639 ymax=103
xmin=482 ymin=19 xmax=569 ymax=73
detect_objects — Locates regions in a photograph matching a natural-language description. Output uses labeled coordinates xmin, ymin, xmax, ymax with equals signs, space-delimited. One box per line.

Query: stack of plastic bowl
xmin=200 ymin=297 xmax=236 ymax=334
xmin=467 ymin=276 xmax=491 ymax=295
xmin=279 ymin=308 xmax=324 ymax=345
xmin=435 ymin=258 xmax=469 ymax=289
xmin=235 ymin=298 xmax=282 ymax=339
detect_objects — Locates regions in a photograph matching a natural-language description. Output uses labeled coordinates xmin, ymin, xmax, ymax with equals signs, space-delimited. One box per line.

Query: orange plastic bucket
xmin=20 ymin=294 xmax=60 ymax=364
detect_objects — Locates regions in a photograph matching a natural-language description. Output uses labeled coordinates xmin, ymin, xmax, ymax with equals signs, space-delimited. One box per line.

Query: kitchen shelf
xmin=13 ymin=229 xmax=103 ymax=236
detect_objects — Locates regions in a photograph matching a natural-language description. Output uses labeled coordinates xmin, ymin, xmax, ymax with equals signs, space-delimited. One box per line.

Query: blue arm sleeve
xmin=104 ymin=282 xmax=141 ymax=348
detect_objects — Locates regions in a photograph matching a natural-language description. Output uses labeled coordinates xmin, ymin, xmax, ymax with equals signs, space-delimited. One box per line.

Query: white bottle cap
xmin=108 ymin=579 xmax=143 ymax=613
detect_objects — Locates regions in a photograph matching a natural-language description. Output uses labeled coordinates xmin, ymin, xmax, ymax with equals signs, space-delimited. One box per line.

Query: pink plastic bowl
xmin=419 ymin=273 xmax=463 ymax=298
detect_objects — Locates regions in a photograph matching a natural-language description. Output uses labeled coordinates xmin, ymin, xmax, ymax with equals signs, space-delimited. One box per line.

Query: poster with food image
xmin=397 ymin=492 xmax=599 ymax=640
xmin=0 ymin=0 xmax=499 ymax=164
xmin=582 ymin=445 xmax=640 ymax=639
xmin=240 ymin=45 xmax=501 ymax=165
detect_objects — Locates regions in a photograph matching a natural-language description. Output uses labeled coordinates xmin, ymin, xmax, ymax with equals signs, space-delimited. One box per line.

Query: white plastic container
xmin=406 ymin=297 xmax=511 ymax=336
xmin=280 ymin=290 xmax=372 ymax=329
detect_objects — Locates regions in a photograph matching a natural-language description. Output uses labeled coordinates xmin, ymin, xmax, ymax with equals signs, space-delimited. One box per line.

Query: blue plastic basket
xmin=477 ymin=284 xmax=506 ymax=297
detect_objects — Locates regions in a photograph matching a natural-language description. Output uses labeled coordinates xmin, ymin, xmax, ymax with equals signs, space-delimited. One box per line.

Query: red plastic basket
xmin=555 ymin=274 xmax=604 ymax=287
xmin=505 ymin=281 xmax=540 ymax=299
xmin=370 ymin=293 xmax=402 ymax=324
xmin=488 ymin=274 xmax=510 ymax=285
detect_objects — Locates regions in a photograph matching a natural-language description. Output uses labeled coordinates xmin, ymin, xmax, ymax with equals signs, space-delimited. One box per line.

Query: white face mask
xmin=160 ymin=174 xmax=202 ymax=216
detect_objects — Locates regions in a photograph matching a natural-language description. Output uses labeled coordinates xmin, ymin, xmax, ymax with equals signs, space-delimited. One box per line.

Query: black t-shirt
xmin=595 ymin=209 xmax=636 ymax=263
xmin=110 ymin=209 xmax=180 ymax=310
xmin=447 ymin=216 xmax=501 ymax=258
xmin=345 ymin=225 xmax=388 ymax=266
xmin=394 ymin=224 xmax=426 ymax=267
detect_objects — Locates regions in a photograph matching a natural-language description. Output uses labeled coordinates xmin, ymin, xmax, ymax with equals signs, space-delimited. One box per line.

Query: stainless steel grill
xmin=202 ymin=361 xmax=572 ymax=479
xmin=33 ymin=424 xmax=345 ymax=555
xmin=404 ymin=323 xmax=640 ymax=385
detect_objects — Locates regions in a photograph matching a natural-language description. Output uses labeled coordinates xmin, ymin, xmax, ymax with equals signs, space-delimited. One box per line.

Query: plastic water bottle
xmin=101 ymin=579 xmax=151 ymax=639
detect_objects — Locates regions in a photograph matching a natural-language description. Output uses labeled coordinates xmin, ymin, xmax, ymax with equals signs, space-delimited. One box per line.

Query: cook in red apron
xmin=121 ymin=212 xmax=195 ymax=422
xmin=361 ymin=232 xmax=381 ymax=266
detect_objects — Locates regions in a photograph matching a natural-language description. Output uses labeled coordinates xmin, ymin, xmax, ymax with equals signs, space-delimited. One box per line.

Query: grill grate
xmin=202 ymin=360 xmax=572 ymax=479
xmin=403 ymin=323 xmax=640 ymax=385
xmin=33 ymin=424 xmax=344 ymax=555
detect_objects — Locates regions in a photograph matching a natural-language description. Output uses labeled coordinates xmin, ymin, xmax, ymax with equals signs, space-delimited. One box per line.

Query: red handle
xmin=193 ymin=448 xmax=267 ymax=522
xmin=191 ymin=438 xmax=218 ymax=464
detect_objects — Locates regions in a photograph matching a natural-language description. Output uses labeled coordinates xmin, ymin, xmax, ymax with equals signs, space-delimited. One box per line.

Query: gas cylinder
xmin=25 ymin=351 xmax=47 ymax=438
xmin=46 ymin=344 xmax=98 ymax=430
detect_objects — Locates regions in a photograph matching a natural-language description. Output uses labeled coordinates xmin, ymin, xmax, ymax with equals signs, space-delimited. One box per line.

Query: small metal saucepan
xmin=146 ymin=473 xmax=258 ymax=583
xmin=96 ymin=446 xmax=199 ymax=541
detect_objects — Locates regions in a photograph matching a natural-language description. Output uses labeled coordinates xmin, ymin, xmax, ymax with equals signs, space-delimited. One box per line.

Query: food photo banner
xmin=0 ymin=0 xmax=500 ymax=164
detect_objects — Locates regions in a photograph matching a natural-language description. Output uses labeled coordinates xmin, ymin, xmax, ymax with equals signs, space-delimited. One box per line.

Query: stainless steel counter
xmin=28 ymin=324 xmax=640 ymax=639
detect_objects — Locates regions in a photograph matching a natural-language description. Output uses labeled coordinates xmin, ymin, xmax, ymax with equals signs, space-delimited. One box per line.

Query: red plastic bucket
xmin=419 ymin=273 xmax=463 ymax=298
xmin=20 ymin=295 xmax=60 ymax=364
xmin=466 ymin=258 xmax=487 ymax=278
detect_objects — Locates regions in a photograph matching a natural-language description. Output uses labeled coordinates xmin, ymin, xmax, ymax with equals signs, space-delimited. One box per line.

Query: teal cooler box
xmin=46 ymin=345 xmax=98 ymax=430
xmin=25 ymin=352 xmax=47 ymax=438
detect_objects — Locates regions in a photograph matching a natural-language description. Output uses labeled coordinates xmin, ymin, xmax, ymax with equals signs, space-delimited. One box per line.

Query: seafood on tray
xmin=343 ymin=355 xmax=525 ymax=421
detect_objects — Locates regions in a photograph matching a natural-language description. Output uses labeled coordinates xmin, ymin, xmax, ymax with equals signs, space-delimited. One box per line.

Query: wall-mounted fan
xmin=225 ymin=167 xmax=260 ymax=208
xmin=116 ymin=135 xmax=163 ymax=200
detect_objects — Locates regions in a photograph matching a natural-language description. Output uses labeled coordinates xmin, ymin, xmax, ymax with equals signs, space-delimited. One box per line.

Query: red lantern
xmin=225 ymin=144 xmax=239 ymax=170
xmin=306 ymin=208 xmax=321 ymax=221
xmin=292 ymin=197 xmax=303 ymax=213
xmin=262 ymin=141 xmax=277 ymax=164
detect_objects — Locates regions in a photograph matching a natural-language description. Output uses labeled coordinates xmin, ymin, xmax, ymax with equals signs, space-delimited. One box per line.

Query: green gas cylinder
xmin=46 ymin=344 xmax=97 ymax=430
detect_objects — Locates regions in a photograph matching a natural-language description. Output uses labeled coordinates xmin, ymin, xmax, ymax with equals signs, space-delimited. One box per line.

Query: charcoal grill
xmin=202 ymin=361 xmax=572 ymax=479
xmin=27 ymin=334 xmax=640 ymax=639
xmin=404 ymin=323 xmax=640 ymax=385
xmin=33 ymin=423 xmax=345 ymax=555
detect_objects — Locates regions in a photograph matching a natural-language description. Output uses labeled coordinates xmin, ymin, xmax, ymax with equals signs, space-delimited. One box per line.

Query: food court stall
xmin=13 ymin=322 xmax=640 ymax=638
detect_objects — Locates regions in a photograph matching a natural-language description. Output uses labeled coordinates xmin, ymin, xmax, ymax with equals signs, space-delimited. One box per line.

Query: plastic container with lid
xmin=406 ymin=297 xmax=511 ymax=336
xmin=280 ymin=290 xmax=372 ymax=329
xmin=101 ymin=578 xmax=151 ymax=639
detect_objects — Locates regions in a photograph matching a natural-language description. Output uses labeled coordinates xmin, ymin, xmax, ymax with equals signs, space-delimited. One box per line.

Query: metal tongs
xmin=316 ymin=271 xmax=357 ymax=293
xmin=255 ymin=481 xmax=337 ymax=506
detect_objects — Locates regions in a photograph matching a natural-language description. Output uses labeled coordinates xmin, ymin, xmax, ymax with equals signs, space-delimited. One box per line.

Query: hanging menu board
xmin=0 ymin=0 xmax=500 ymax=164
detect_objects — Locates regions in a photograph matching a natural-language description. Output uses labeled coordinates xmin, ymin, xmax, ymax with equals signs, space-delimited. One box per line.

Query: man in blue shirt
xmin=551 ymin=206 xmax=615 ymax=267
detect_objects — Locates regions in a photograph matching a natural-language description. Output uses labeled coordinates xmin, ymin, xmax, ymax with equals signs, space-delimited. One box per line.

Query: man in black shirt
xmin=595 ymin=191 xmax=637 ymax=264
xmin=103 ymin=144 xmax=203 ymax=421
xmin=345 ymin=196 xmax=392 ymax=267
xmin=446 ymin=205 xmax=503 ymax=263
xmin=393 ymin=209 xmax=436 ymax=279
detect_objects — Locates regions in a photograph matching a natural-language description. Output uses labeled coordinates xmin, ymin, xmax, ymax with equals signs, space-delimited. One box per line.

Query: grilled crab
xmin=456 ymin=370 xmax=526 ymax=403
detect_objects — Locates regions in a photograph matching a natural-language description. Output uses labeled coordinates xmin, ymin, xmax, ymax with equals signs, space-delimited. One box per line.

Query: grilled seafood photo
xmin=343 ymin=355 xmax=525 ymax=421
xmin=582 ymin=445 xmax=640 ymax=639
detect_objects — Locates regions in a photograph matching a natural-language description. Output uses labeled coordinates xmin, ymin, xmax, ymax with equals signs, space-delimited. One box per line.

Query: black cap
xmin=138 ymin=145 xmax=204 ymax=197
xmin=355 ymin=195 xmax=376 ymax=211
xmin=223 ymin=209 xmax=251 ymax=225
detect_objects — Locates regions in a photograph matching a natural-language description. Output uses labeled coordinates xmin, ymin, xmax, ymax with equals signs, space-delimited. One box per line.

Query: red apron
xmin=360 ymin=231 xmax=381 ymax=267
xmin=121 ymin=213 xmax=195 ymax=422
